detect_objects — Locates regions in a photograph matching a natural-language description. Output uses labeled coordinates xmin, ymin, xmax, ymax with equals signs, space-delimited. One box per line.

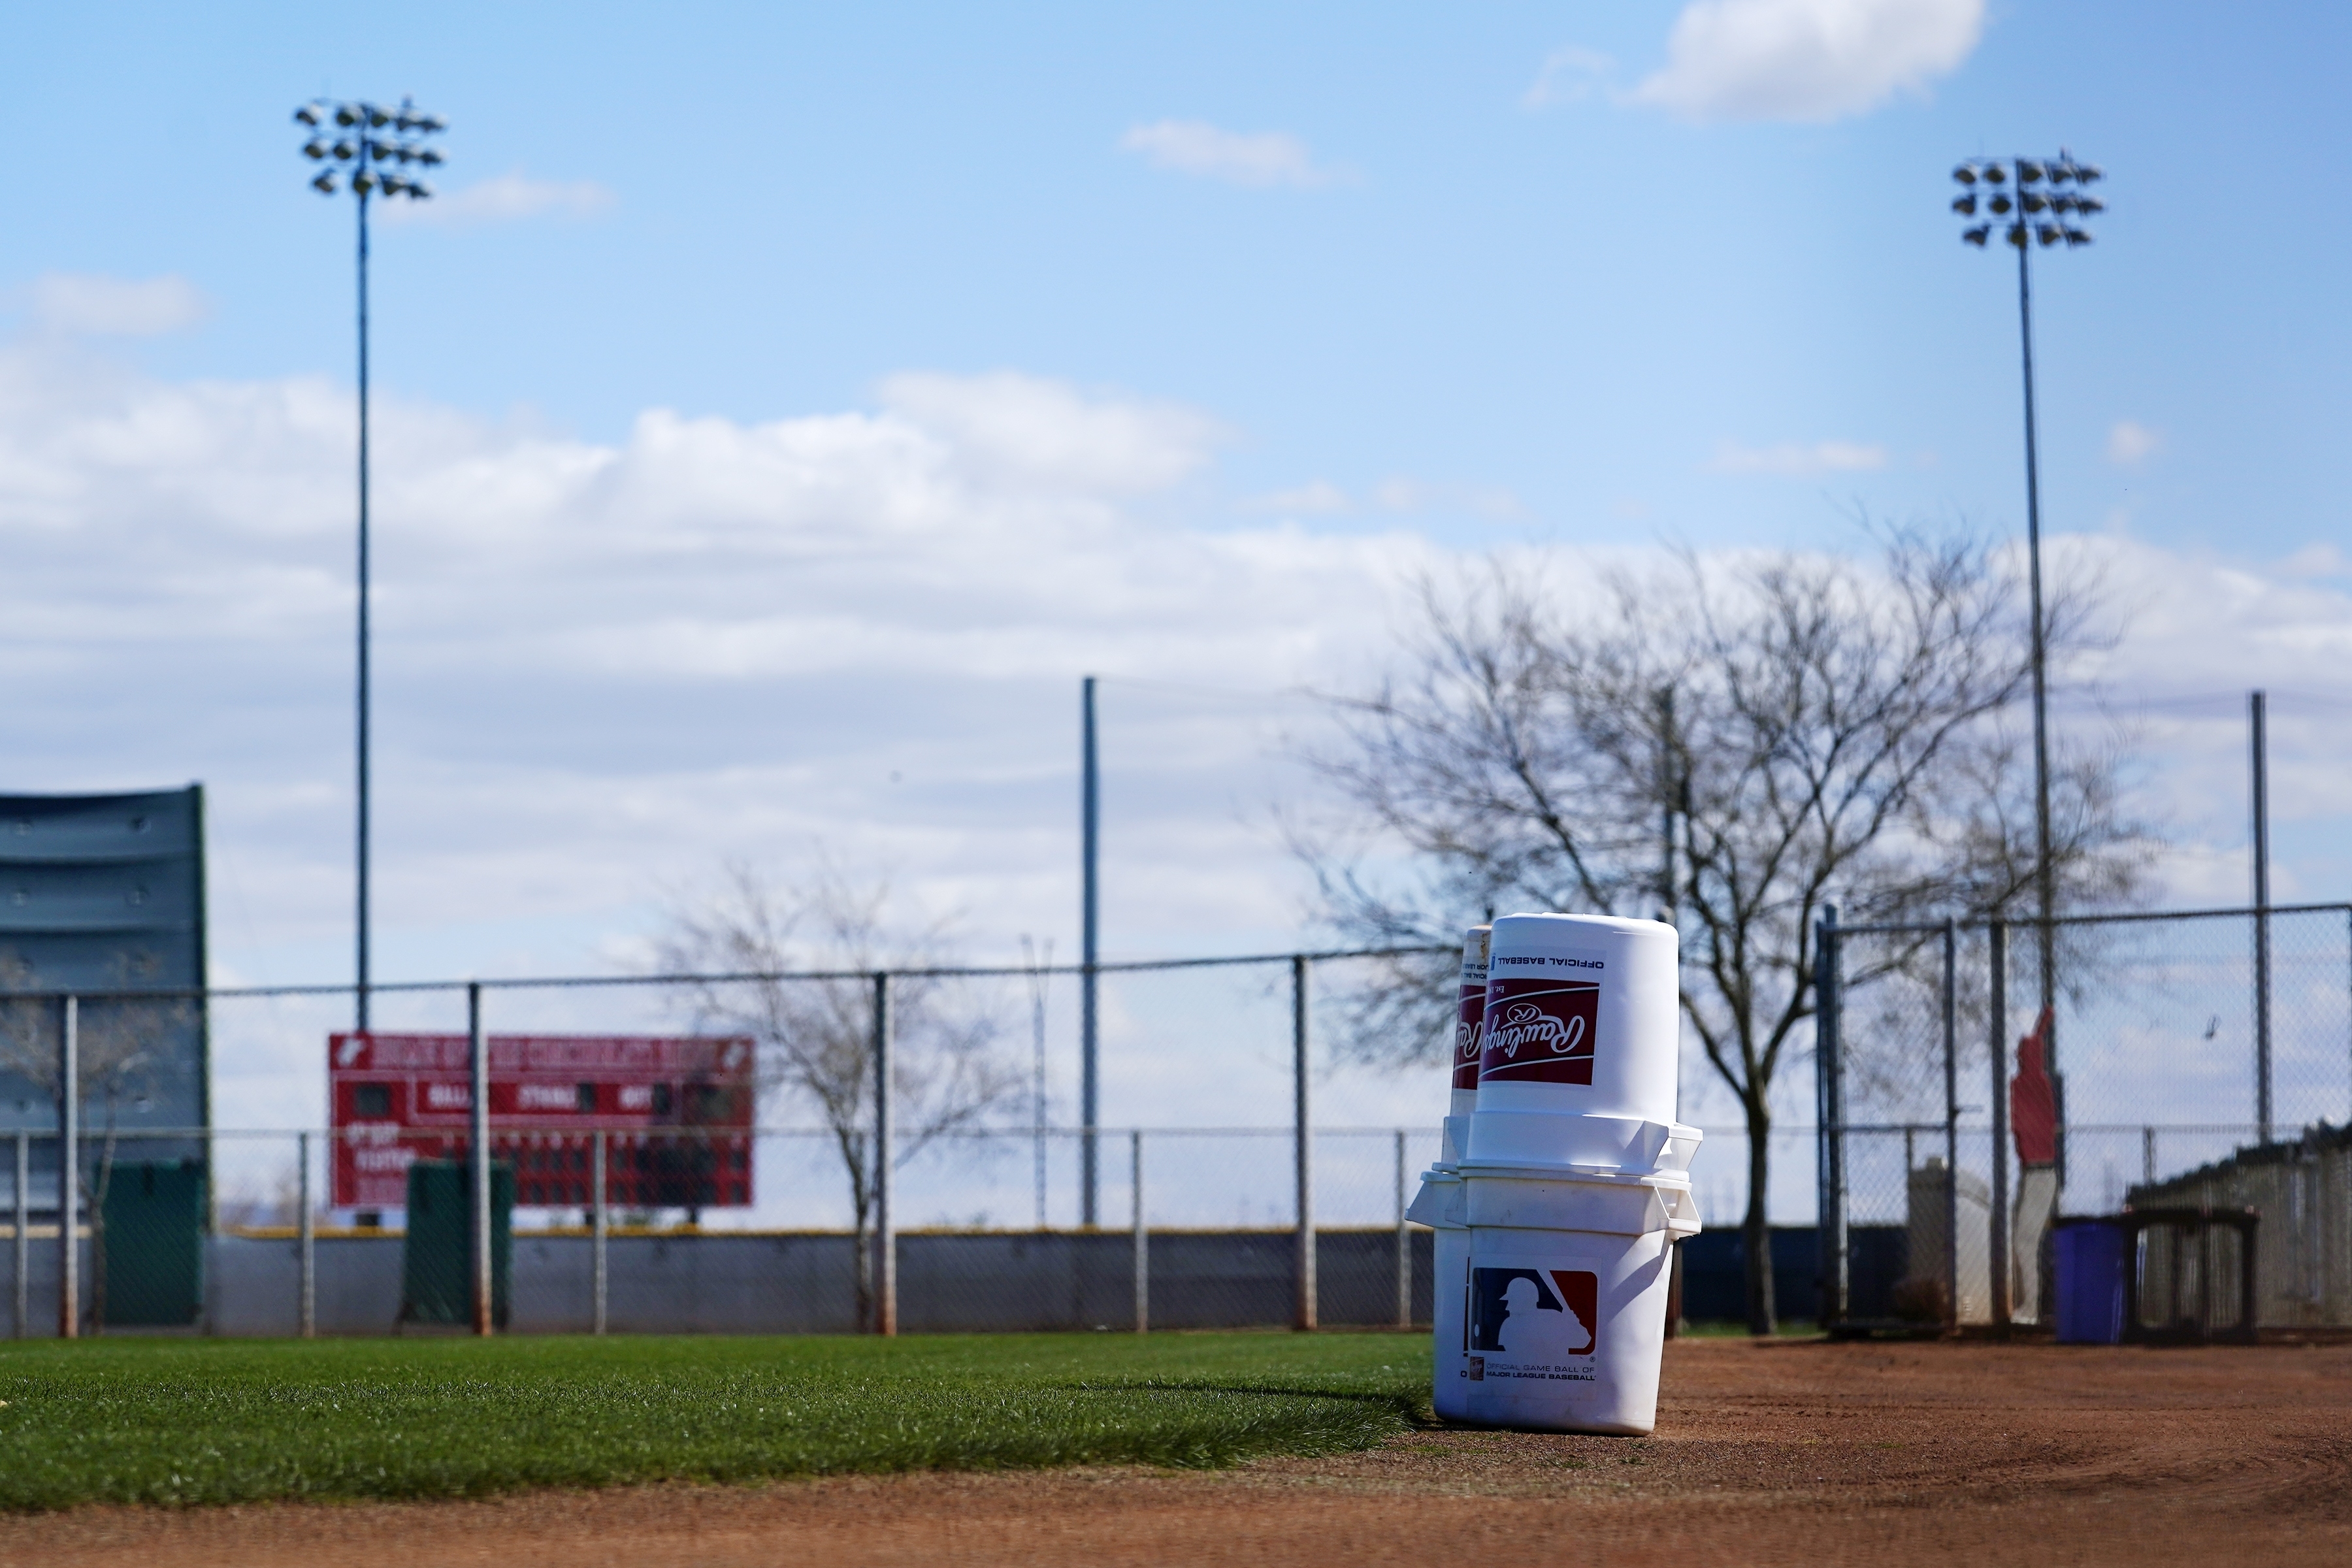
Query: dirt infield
xmin=8 ymin=1339 xmax=2351 ymax=1567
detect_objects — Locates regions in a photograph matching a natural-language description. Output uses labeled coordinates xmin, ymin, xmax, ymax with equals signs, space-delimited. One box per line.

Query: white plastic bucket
xmin=1462 ymin=1163 xmax=1701 ymax=1238
xmin=1470 ymin=913 xmax=1678 ymax=1168
xmin=1458 ymin=1219 xmax=1674 ymax=1435
xmin=1449 ymin=924 xmax=1490 ymax=1119
xmin=1430 ymin=1218 xmax=1473 ymax=1420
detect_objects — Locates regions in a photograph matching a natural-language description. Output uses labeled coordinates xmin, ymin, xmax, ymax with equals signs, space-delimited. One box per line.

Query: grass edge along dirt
xmin=0 ymin=1331 xmax=1429 ymax=1511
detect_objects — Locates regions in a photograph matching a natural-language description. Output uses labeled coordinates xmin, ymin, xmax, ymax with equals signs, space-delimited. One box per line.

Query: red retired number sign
xmin=329 ymin=1032 xmax=757 ymax=1209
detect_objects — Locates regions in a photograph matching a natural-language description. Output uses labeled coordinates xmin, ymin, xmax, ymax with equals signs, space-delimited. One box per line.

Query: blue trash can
xmin=2053 ymin=1218 xmax=2129 ymax=1345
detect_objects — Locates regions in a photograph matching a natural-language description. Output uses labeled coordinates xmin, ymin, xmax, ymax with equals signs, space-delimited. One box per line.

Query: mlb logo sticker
xmin=1469 ymin=1267 xmax=1600 ymax=1359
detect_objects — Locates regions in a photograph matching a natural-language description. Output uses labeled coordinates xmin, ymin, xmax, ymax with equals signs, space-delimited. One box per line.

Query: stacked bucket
xmin=1408 ymin=912 xmax=1701 ymax=1435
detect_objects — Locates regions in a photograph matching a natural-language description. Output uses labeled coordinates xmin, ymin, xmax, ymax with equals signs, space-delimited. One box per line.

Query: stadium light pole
xmin=1951 ymin=150 xmax=2102 ymax=1175
xmin=295 ymin=96 xmax=446 ymax=1033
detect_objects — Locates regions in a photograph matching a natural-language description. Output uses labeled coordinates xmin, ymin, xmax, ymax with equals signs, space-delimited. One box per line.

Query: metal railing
xmin=0 ymin=941 xmax=1452 ymax=1339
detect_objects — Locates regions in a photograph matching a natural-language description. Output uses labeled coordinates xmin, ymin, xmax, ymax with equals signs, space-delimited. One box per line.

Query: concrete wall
xmin=3 ymin=1228 xmax=1435 ymax=1337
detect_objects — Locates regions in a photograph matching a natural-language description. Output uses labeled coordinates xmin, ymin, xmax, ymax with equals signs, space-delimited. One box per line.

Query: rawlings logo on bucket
xmin=1477 ymin=977 xmax=1599 ymax=1085
xmin=1451 ymin=983 xmax=1487 ymax=1091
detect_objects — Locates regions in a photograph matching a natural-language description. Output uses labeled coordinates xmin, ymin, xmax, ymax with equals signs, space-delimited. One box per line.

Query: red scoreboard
xmin=329 ymin=1032 xmax=757 ymax=1210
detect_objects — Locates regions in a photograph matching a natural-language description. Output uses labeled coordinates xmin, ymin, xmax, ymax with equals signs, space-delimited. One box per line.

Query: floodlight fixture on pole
xmin=1951 ymin=150 xmax=2101 ymax=1179
xmin=295 ymin=96 xmax=447 ymax=1033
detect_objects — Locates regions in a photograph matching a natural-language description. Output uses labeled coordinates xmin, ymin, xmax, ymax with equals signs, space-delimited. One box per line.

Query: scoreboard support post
xmin=468 ymin=983 xmax=492 ymax=1337
xmin=299 ymin=1130 xmax=316 ymax=1338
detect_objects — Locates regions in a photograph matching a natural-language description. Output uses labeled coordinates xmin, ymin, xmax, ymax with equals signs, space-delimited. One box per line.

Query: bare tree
xmin=0 ymin=951 xmax=191 ymax=1330
xmin=1306 ymin=529 xmax=2153 ymax=1333
xmin=655 ymin=863 xmax=1018 ymax=1328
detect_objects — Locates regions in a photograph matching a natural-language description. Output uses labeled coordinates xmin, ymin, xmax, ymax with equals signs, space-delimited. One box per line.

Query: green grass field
xmin=0 ymin=1333 xmax=1429 ymax=1511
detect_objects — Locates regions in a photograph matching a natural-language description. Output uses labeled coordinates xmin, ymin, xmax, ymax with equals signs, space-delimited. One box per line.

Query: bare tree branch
xmin=1302 ymin=528 xmax=2157 ymax=1331
xmin=653 ymin=860 xmax=1018 ymax=1328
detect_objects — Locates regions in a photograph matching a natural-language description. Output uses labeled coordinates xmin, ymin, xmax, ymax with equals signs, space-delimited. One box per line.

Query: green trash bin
xmin=100 ymin=1160 xmax=207 ymax=1327
xmin=399 ymin=1159 xmax=513 ymax=1327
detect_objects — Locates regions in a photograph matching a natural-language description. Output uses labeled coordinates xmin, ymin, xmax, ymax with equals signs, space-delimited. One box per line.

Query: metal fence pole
xmin=1131 ymin=1129 xmax=1147 ymax=1334
xmin=1813 ymin=911 xmax=1846 ymax=1330
xmin=12 ymin=1132 xmax=26 ymax=1339
xmin=592 ymin=1128 xmax=608 ymax=1335
xmin=2142 ymin=1126 xmax=2155 ymax=1186
xmin=1292 ymin=954 xmax=1316 ymax=1332
xmin=1942 ymin=917 xmax=1959 ymax=1331
xmin=1394 ymin=1127 xmax=1412 ymax=1329
xmin=1080 ymin=676 xmax=1100 ymax=1228
xmin=2252 ymin=689 xmax=2273 ymax=1143
xmin=873 ymin=972 xmax=896 ymax=1338
xmin=468 ymin=981 xmax=492 ymax=1337
xmin=1989 ymin=921 xmax=2011 ymax=1331
xmin=59 ymin=995 xmax=78 ymax=1340
xmin=299 ymin=1130 xmax=316 ymax=1338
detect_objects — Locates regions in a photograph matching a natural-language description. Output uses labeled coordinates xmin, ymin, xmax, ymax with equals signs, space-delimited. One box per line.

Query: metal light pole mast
xmin=296 ymin=97 xmax=446 ymax=1032
xmin=1079 ymin=675 xmax=1101 ymax=1227
xmin=1952 ymin=152 xmax=2102 ymax=1179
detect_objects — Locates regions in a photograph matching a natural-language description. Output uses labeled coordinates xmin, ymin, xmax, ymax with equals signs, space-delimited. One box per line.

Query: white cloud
xmin=1524 ymin=47 xmax=1618 ymax=108
xmin=1246 ymin=481 xmax=1352 ymax=515
xmin=876 ymin=371 xmax=1223 ymax=495
xmin=0 ymin=341 xmax=1419 ymax=985
xmin=9 ymin=337 xmax=2352 ymax=1153
xmin=27 ymin=273 xmax=210 ymax=336
xmin=1631 ymin=0 xmax=1984 ymax=123
xmin=382 ymin=171 xmax=617 ymax=225
xmin=1707 ymin=438 xmax=1888 ymax=476
xmin=2107 ymin=419 xmax=2161 ymax=466
xmin=1119 ymin=121 xmax=1335 ymax=188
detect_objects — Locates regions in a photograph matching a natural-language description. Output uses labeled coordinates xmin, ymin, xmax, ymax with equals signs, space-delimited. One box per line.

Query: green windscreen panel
xmin=399 ymin=1159 xmax=513 ymax=1327
xmin=101 ymin=1160 xmax=206 ymax=1326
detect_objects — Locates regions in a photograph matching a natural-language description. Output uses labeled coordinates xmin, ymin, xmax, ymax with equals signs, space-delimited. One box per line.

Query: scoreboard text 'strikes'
xmin=328 ymin=1033 xmax=757 ymax=1210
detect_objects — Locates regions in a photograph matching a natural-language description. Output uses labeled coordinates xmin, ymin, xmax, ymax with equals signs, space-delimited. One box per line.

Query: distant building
xmin=0 ymin=787 xmax=208 ymax=1214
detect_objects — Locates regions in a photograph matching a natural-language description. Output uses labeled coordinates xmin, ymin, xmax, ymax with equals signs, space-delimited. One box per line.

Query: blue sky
xmin=9 ymin=1 xmax=2347 ymax=558
xmin=4 ymin=2 xmax=2351 ymax=1168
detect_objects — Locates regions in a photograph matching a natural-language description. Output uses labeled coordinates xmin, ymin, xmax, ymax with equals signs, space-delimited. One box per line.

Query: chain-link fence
xmin=0 ymin=947 xmax=1450 ymax=1337
xmin=1817 ymin=904 xmax=2352 ymax=1333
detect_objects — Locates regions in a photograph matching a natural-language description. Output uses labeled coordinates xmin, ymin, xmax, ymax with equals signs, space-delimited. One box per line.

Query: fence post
xmin=468 ymin=981 xmax=492 ymax=1337
xmin=1080 ymin=676 xmax=1100 ymax=1228
xmin=12 ymin=1132 xmax=25 ymax=1339
xmin=1989 ymin=921 xmax=2011 ymax=1331
xmin=59 ymin=995 xmax=78 ymax=1340
xmin=2142 ymin=1126 xmax=2155 ymax=1186
xmin=299 ymin=1130 xmax=316 ymax=1338
xmin=1131 ymin=1129 xmax=1147 ymax=1333
xmin=1394 ymin=1127 xmax=1412 ymax=1329
xmin=1292 ymin=954 xmax=1316 ymax=1333
xmin=1942 ymin=917 xmax=1959 ymax=1331
xmin=873 ymin=972 xmax=896 ymax=1338
xmin=592 ymin=1128 xmax=608 ymax=1335
xmin=1812 ymin=911 xmax=1844 ymax=1331
xmin=2251 ymin=690 xmax=2272 ymax=1143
